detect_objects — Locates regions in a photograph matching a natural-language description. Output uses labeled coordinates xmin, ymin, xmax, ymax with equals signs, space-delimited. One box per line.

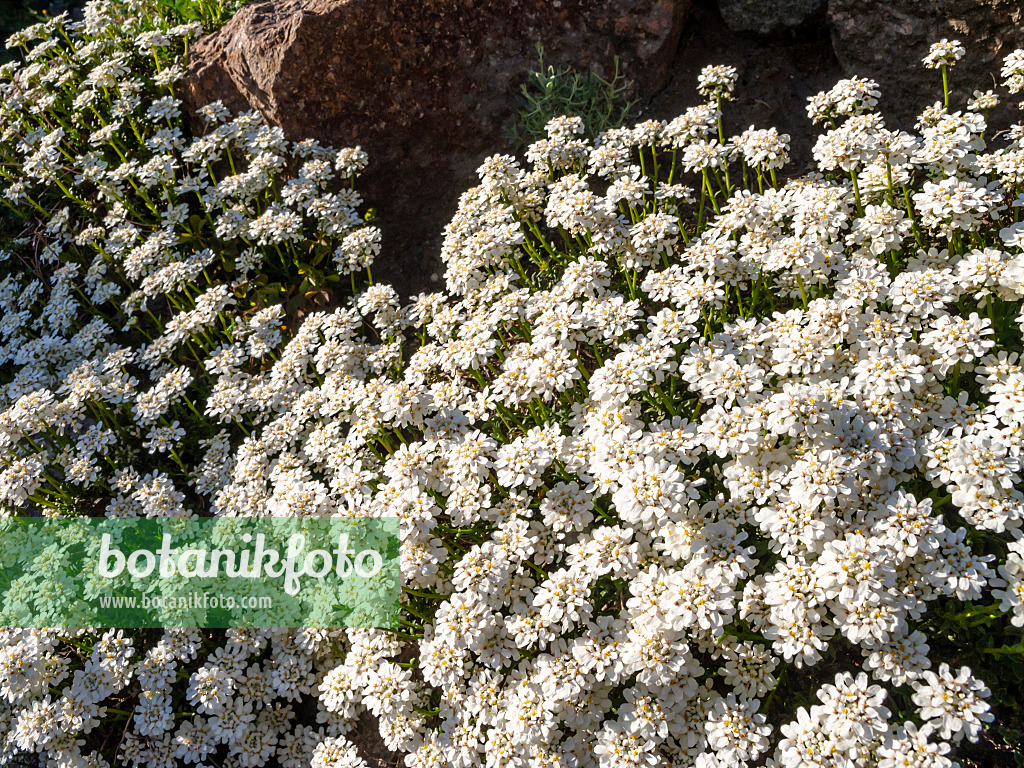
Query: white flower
xmin=816 ymin=671 xmax=891 ymax=747
xmin=923 ymin=39 xmax=966 ymax=69
xmin=311 ymin=735 xmax=367 ymax=768
xmin=186 ymin=666 xmax=233 ymax=715
xmin=879 ymin=722 xmax=955 ymax=768
xmin=911 ymin=663 xmax=993 ymax=742
xmin=697 ymin=64 xmax=738 ymax=101
xmin=913 ymin=177 xmax=1003 ymax=232
xmin=705 ymin=693 xmax=771 ymax=762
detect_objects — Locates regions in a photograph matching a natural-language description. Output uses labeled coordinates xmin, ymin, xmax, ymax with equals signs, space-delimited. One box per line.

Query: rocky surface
xmin=180 ymin=0 xmax=1024 ymax=297
xmin=646 ymin=0 xmax=840 ymax=174
xmin=829 ymin=0 xmax=1024 ymax=128
xmin=180 ymin=0 xmax=690 ymax=297
xmin=718 ymin=0 xmax=825 ymax=35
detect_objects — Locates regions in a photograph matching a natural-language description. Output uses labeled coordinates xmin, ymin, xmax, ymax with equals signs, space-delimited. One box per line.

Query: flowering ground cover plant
xmin=0 ymin=2 xmax=1023 ymax=766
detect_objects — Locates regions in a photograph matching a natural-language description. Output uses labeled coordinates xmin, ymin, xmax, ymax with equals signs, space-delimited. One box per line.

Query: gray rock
xmin=718 ymin=0 xmax=826 ymax=35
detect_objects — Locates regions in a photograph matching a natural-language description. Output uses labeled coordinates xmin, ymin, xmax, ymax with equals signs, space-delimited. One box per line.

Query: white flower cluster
xmin=1 ymin=3 xmax=1023 ymax=768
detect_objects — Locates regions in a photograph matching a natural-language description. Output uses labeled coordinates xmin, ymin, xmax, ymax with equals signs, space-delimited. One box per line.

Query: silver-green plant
xmin=504 ymin=43 xmax=637 ymax=151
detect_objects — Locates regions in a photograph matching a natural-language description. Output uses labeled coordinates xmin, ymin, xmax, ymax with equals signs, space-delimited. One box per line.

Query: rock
xmin=180 ymin=0 xmax=690 ymax=298
xmin=647 ymin=0 xmax=841 ymax=173
xmin=718 ymin=0 xmax=825 ymax=35
xmin=828 ymin=0 xmax=1024 ymax=129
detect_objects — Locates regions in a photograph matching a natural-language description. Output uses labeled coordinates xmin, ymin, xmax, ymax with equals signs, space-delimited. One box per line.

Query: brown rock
xmin=828 ymin=0 xmax=1024 ymax=130
xmin=180 ymin=0 xmax=690 ymax=297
